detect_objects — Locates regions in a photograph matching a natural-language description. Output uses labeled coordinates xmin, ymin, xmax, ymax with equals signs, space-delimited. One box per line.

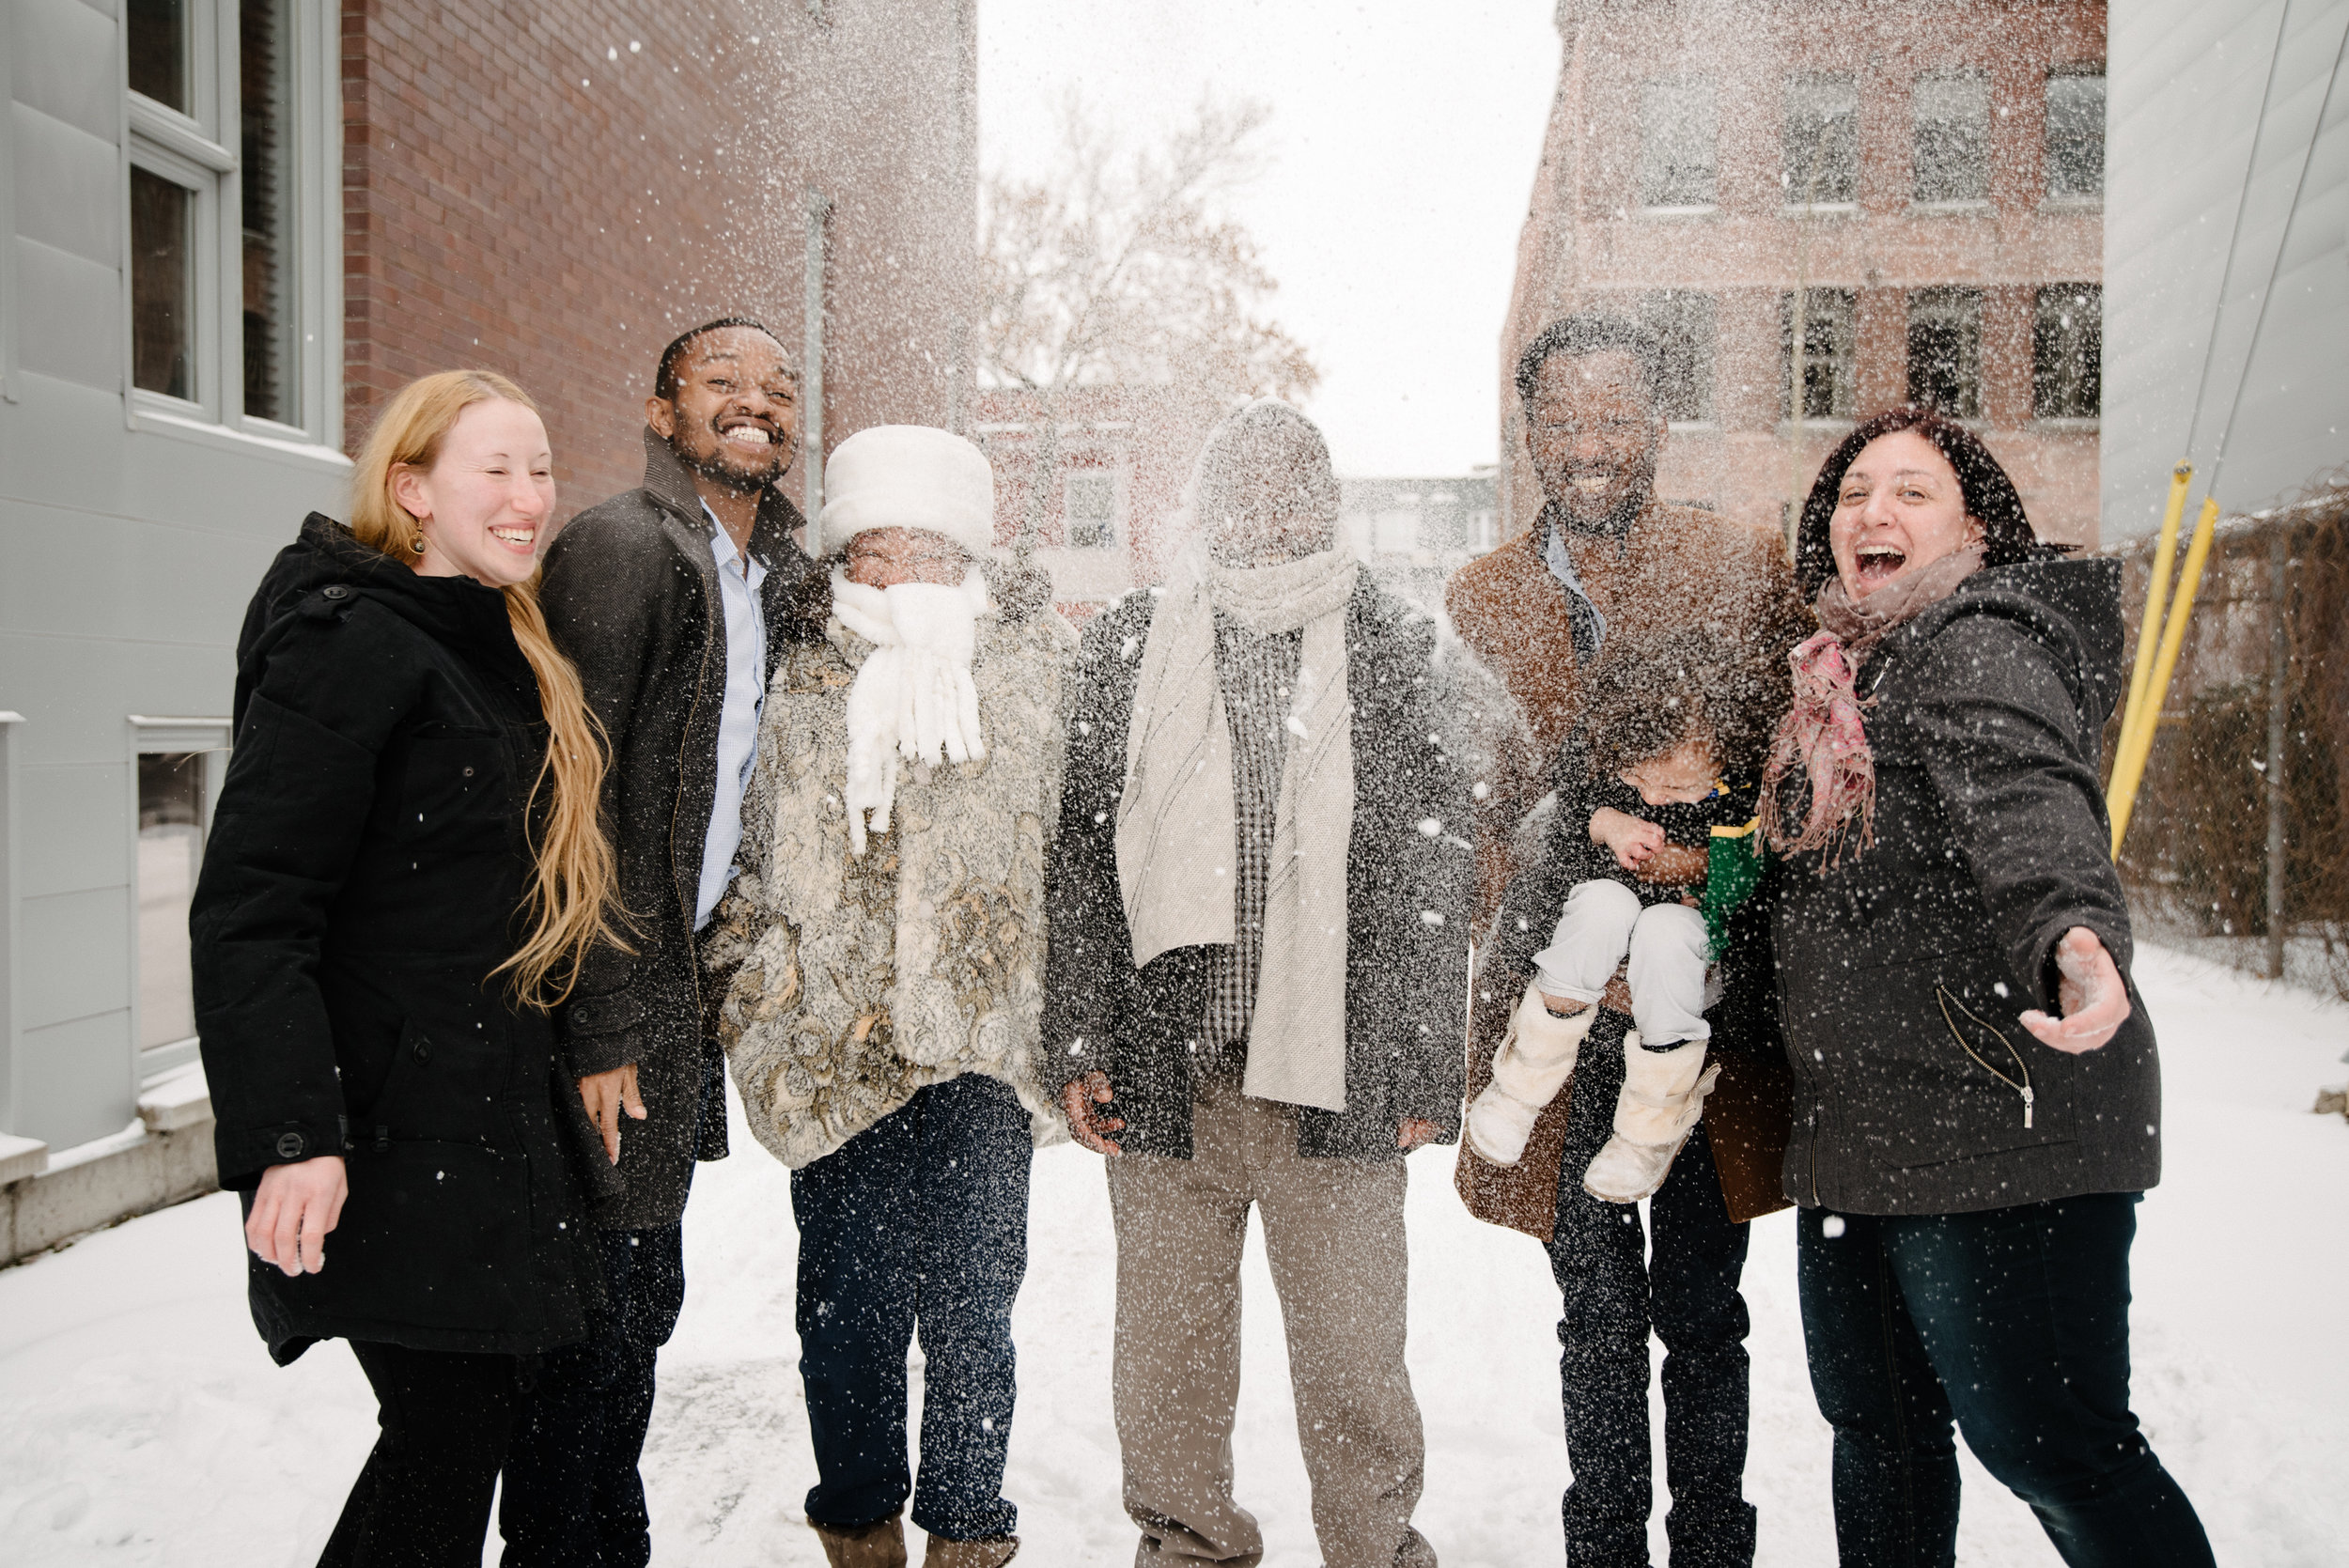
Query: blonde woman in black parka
xmin=193 ymin=371 xmax=620 ymax=1567
xmin=1765 ymin=408 xmax=2212 ymax=1568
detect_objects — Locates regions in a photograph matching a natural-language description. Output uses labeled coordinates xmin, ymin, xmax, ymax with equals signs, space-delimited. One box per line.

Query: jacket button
xmin=413 ymin=1039 xmax=432 ymax=1063
xmin=321 ymin=584 xmax=350 ymax=601
xmin=462 ymin=766 xmax=475 ymax=778
xmin=276 ymin=1131 xmax=306 ymax=1159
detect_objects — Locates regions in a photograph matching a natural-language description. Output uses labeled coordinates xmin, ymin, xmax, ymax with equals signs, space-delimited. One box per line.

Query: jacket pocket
xmin=1822 ymin=947 xmax=2076 ymax=1171
xmin=309 ymin=1139 xmax=531 ymax=1331
xmin=352 ymin=1012 xmax=515 ymax=1151
xmin=394 ymin=729 xmax=511 ymax=849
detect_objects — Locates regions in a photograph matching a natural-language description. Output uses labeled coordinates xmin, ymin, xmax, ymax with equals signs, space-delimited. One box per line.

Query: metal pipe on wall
xmin=2264 ymin=526 xmax=2291 ymax=979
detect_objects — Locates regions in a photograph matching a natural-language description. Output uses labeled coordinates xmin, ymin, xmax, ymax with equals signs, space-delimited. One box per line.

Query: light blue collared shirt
xmin=695 ymin=505 xmax=768 ymax=930
xmin=1542 ymin=517 xmax=1609 ymax=662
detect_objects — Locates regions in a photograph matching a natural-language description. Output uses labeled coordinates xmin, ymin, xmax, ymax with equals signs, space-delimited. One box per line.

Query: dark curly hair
xmin=1792 ymin=406 xmax=2060 ymax=598
xmin=653 ymin=317 xmax=791 ymax=402
xmin=1513 ymin=312 xmax=1665 ymax=411
xmin=1585 ymin=624 xmax=1793 ymax=781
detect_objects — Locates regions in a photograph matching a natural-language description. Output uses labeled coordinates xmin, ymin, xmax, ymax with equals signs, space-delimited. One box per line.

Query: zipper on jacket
xmin=1936 ymin=986 xmax=2035 ymax=1128
xmin=668 ymin=536 xmax=719 ymax=1014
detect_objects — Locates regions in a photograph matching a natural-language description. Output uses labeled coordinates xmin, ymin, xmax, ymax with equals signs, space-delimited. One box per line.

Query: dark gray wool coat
xmin=194 ymin=518 xmax=599 ymax=1363
xmin=1771 ymin=557 xmax=2162 ymax=1215
xmin=1041 ymin=580 xmax=1472 ymax=1160
xmin=538 ymin=430 xmax=818 ymax=1231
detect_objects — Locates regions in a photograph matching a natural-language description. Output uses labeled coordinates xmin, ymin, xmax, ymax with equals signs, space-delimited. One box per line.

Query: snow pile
xmin=2 ymin=944 xmax=2342 ymax=1565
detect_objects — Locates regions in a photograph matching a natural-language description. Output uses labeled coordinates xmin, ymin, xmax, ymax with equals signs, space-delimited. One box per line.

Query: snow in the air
xmin=2 ymin=943 xmax=2341 ymax=1566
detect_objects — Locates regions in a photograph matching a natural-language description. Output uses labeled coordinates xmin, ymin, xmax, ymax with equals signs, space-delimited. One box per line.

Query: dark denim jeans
xmin=790 ymin=1072 xmax=1032 ymax=1544
xmin=1797 ymin=1192 xmax=2214 ymax=1568
xmin=501 ymin=1224 xmax=687 ymax=1568
xmin=1546 ymin=1010 xmax=1756 ymax=1568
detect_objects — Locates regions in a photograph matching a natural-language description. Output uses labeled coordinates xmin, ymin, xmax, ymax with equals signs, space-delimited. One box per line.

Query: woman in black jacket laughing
xmin=193 ymin=370 xmax=621 ymax=1566
xmin=1764 ymin=408 xmax=2213 ymax=1568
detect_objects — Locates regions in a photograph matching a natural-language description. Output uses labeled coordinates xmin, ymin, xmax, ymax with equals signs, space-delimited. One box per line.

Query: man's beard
xmin=673 ymin=420 xmax=793 ymax=495
xmin=1550 ymin=471 xmax=1653 ymax=540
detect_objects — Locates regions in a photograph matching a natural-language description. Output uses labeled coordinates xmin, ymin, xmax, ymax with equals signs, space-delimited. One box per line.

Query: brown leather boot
xmin=810 ymin=1514 xmax=908 ymax=1568
xmin=922 ymin=1533 xmax=1019 ymax=1568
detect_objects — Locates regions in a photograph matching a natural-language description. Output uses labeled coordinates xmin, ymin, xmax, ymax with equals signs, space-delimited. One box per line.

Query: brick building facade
xmin=0 ymin=0 xmax=976 ymax=1257
xmin=1501 ymin=0 xmax=2106 ymax=548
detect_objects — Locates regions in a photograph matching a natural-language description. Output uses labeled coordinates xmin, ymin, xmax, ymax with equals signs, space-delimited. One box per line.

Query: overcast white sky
xmin=976 ymin=3 xmax=1563 ymax=478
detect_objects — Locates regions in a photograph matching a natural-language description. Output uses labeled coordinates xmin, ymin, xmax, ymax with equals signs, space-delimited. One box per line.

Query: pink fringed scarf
xmin=1761 ymin=541 xmax=1986 ymax=866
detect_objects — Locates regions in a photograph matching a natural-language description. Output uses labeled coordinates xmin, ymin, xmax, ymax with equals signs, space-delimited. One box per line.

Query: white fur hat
xmin=813 ymin=425 xmax=997 ymax=561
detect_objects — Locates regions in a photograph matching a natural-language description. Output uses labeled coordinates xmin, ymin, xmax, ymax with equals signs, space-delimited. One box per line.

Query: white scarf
xmin=1116 ymin=545 xmax=1359 ymax=1111
xmin=830 ymin=566 xmax=991 ymax=855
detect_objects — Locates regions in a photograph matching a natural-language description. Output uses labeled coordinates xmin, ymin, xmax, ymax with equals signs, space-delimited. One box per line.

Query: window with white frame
xmin=130 ymin=721 xmax=227 ymax=1079
xmin=2045 ymin=69 xmax=2106 ymax=200
xmin=1640 ymin=79 xmax=1718 ymax=209
xmin=1065 ymin=471 xmax=1118 ymax=550
xmin=126 ymin=0 xmax=331 ymax=438
xmin=1907 ymin=287 xmax=1984 ymax=417
xmin=1912 ymin=70 xmax=1990 ymax=206
xmin=1783 ymin=73 xmax=1859 ymax=208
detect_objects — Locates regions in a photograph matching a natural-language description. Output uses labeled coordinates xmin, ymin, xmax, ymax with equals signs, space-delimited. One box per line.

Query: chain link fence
xmin=2108 ymin=479 xmax=2349 ymax=1001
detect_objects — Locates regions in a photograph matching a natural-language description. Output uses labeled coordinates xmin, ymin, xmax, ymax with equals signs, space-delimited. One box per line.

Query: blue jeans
xmin=501 ymin=1225 xmax=687 ymax=1568
xmin=790 ymin=1073 xmax=1032 ymax=1543
xmin=1546 ymin=1010 xmax=1755 ymax=1568
xmin=1797 ymin=1194 xmax=2213 ymax=1568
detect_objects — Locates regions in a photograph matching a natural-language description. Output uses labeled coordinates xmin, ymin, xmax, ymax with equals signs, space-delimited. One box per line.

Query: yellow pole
xmin=2109 ymin=495 xmax=2221 ymax=857
xmin=2115 ymin=463 xmax=2193 ymax=767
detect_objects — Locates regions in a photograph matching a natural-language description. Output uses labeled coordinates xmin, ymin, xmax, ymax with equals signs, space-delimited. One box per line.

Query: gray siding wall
xmin=2105 ymin=0 xmax=2349 ymax=536
xmin=1 ymin=0 xmax=347 ymax=1152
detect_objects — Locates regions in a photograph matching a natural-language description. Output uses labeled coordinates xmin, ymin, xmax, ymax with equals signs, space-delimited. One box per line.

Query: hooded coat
xmin=537 ymin=430 xmax=819 ymax=1230
xmin=193 ymin=516 xmax=599 ymax=1363
xmin=1039 ymin=581 xmax=1472 ymax=1160
xmin=1770 ymin=557 xmax=2162 ymax=1215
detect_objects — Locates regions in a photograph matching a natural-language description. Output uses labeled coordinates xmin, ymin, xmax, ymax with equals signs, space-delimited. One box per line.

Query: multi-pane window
xmin=1065 ymin=471 xmax=1116 ymax=550
xmin=1640 ymin=290 xmax=1717 ymax=422
xmin=2046 ymin=70 xmax=2107 ymax=199
xmin=1641 ymin=79 xmax=1719 ymax=208
xmin=1783 ymin=74 xmax=1859 ymax=207
xmin=1907 ymin=287 xmax=1984 ymax=416
xmin=1913 ymin=70 xmax=1990 ymax=204
xmin=125 ymin=0 xmax=321 ymax=435
xmin=2033 ymin=284 xmax=2102 ymax=418
xmin=136 ymin=753 xmax=207 ymax=1055
xmin=1781 ymin=287 xmax=1857 ymax=420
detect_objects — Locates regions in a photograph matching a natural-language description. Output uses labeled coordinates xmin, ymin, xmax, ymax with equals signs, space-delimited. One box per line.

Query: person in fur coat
xmin=700 ymin=425 xmax=1073 ymax=1568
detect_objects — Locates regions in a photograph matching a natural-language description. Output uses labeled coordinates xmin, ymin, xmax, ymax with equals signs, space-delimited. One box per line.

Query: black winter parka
xmin=193 ymin=517 xmax=599 ymax=1363
xmin=1041 ymin=582 xmax=1472 ymax=1160
xmin=537 ymin=431 xmax=818 ymax=1231
xmin=1771 ymin=558 xmax=2162 ymax=1215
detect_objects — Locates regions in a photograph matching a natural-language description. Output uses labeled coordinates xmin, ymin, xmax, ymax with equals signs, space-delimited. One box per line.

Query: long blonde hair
xmin=349 ymin=370 xmax=625 ymax=1005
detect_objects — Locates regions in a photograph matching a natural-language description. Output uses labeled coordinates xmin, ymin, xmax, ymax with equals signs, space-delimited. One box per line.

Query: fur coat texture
xmin=703 ymin=602 xmax=1079 ymax=1170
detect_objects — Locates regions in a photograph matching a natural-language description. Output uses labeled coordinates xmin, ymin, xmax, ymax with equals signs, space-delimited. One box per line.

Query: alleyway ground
xmin=2 ymin=944 xmax=2342 ymax=1565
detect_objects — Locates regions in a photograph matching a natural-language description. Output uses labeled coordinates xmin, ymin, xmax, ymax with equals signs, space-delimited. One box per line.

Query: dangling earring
xmin=411 ymin=535 xmax=428 ymax=553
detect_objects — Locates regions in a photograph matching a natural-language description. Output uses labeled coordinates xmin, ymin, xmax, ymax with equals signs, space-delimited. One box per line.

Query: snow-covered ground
xmin=3 ymin=943 xmax=2342 ymax=1566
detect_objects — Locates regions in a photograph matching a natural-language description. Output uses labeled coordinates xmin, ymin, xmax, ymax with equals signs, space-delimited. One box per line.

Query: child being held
xmin=1470 ymin=625 xmax=1786 ymax=1203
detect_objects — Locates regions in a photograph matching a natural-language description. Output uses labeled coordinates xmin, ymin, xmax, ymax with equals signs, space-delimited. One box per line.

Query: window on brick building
xmin=1913 ymin=70 xmax=1990 ymax=205
xmin=2033 ymin=284 xmax=2102 ymax=419
xmin=1641 ymin=79 xmax=1719 ymax=208
xmin=1640 ymin=291 xmax=1717 ymax=422
xmin=1781 ymin=287 xmax=1857 ymax=420
xmin=1783 ymin=74 xmax=1859 ymax=207
xmin=126 ymin=0 xmax=331 ymax=439
xmin=2046 ymin=70 xmax=2107 ymax=199
xmin=1907 ymin=288 xmax=1983 ymax=416
xmin=1066 ymin=472 xmax=1117 ymax=550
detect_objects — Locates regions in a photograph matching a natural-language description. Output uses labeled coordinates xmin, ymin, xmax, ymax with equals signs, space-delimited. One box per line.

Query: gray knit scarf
xmin=1117 ymin=546 xmax=1360 ymax=1112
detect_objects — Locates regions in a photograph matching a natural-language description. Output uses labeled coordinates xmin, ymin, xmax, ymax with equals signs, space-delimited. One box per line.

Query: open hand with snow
xmin=247 ymin=1155 xmax=348 ymax=1277
xmin=2017 ymin=926 xmax=2131 ymax=1054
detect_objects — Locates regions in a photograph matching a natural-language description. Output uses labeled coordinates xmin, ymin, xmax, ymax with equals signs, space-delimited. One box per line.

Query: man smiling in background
xmin=503 ymin=318 xmax=818 ymax=1568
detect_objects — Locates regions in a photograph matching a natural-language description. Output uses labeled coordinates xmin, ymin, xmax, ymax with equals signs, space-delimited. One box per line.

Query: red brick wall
xmin=340 ymin=0 xmax=975 ymax=519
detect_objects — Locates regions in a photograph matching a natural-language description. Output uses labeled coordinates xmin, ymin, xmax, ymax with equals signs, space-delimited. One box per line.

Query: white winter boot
xmin=1580 ymin=1034 xmax=1720 ymax=1203
xmin=1467 ymin=984 xmax=1597 ymax=1166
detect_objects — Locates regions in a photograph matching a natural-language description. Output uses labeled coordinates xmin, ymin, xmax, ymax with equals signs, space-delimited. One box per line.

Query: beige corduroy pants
xmin=1106 ymin=1077 xmax=1438 ymax=1568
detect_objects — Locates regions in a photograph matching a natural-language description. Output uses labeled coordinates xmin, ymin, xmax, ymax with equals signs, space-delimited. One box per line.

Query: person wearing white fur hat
xmin=702 ymin=424 xmax=1075 ymax=1568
